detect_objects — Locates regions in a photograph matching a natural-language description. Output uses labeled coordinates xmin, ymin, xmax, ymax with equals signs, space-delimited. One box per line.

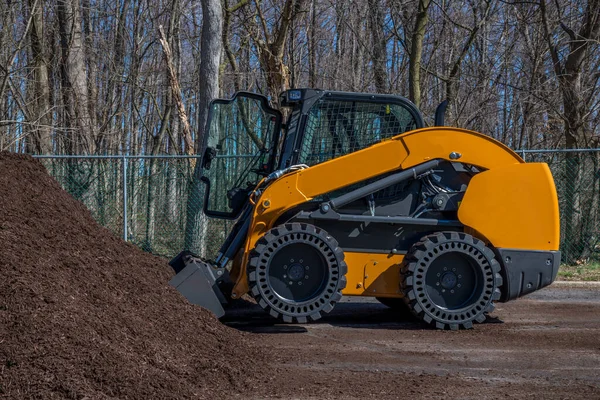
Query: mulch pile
xmin=0 ymin=153 xmax=267 ymax=399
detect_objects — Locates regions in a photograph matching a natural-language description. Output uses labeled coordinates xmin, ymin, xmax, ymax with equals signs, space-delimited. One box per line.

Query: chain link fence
xmin=34 ymin=155 xmax=232 ymax=259
xmin=520 ymin=150 xmax=600 ymax=265
xmin=34 ymin=150 xmax=600 ymax=265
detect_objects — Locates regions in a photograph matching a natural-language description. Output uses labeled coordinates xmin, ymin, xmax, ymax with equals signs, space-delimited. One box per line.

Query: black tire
xmin=402 ymin=232 xmax=502 ymax=330
xmin=248 ymin=223 xmax=347 ymax=323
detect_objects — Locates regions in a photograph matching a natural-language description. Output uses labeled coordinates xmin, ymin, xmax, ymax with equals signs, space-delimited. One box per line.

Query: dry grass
xmin=557 ymin=262 xmax=600 ymax=281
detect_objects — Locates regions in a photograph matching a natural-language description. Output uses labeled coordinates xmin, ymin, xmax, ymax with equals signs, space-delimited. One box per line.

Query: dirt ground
xmin=224 ymin=286 xmax=600 ymax=399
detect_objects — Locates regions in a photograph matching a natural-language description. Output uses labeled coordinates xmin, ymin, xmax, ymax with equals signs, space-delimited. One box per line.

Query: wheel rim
xmin=424 ymin=252 xmax=483 ymax=310
xmin=268 ymin=242 xmax=329 ymax=302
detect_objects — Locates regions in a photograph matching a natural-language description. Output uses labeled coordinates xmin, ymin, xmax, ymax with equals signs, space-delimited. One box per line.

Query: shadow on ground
xmin=221 ymin=299 xmax=503 ymax=333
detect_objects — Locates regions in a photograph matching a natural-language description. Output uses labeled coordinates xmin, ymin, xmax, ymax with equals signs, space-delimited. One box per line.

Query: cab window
xmin=298 ymin=100 xmax=418 ymax=166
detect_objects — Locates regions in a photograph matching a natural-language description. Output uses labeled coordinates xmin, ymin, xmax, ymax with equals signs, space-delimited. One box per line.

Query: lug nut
xmin=451 ymin=290 xmax=454 ymax=293
xmin=300 ymin=259 xmax=303 ymax=263
xmin=284 ymin=265 xmax=288 ymax=269
xmin=436 ymin=282 xmax=440 ymax=286
xmin=283 ymin=275 xmax=287 ymax=278
xmin=305 ymin=266 xmax=309 ymax=270
xmin=305 ymin=275 xmax=309 ymax=279
xmin=298 ymin=282 xmax=303 ymax=285
xmin=457 ymin=284 xmax=461 ymax=288
xmin=437 ymin=273 xmax=441 ymax=277
xmin=289 ymin=281 xmax=293 ymax=285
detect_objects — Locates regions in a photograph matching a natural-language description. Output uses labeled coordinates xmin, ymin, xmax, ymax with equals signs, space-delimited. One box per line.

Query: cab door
xmin=201 ymin=92 xmax=282 ymax=219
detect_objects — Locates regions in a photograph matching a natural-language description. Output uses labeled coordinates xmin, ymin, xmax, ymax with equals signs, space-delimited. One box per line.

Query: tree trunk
xmin=408 ymin=0 xmax=430 ymax=108
xmin=57 ymin=0 xmax=96 ymax=154
xmin=145 ymin=107 xmax=171 ymax=252
xmin=253 ymin=0 xmax=305 ymax=103
xmin=28 ymin=0 xmax=52 ymax=154
xmin=308 ymin=0 xmax=317 ymax=88
xmin=184 ymin=0 xmax=223 ymax=256
xmin=367 ymin=0 xmax=388 ymax=93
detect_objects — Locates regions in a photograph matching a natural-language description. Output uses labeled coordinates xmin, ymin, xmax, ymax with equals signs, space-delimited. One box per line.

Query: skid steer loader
xmin=169 ymin=89 xmax=560 ymax=330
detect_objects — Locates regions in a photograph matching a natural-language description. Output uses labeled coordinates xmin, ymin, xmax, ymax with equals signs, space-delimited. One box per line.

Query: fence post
xmin=521 ymin=149 xmax=526 ymax=161
xmin=122 ymin=155 xmax=128 ymax=241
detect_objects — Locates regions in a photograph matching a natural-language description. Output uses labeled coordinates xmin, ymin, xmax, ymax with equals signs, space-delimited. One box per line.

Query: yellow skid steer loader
xmin=169 ymin=89 xmax=560 ymax=330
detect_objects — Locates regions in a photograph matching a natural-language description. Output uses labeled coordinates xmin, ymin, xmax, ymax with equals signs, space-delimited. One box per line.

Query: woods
xmin=1 ymin=0 xmax=600 ymax=262
xmin=2 ymin=0 xmax=599 ymax=153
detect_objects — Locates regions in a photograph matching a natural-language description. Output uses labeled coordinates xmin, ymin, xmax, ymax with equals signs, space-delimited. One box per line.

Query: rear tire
xmin=248 ymin=223 xmax=347 ymax=323
xmin=402 ymin=231 xmax=502 ymax=330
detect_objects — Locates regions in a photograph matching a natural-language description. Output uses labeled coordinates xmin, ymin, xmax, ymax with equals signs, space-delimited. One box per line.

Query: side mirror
xmin=435 ymin=100 xmax=448 ymax=126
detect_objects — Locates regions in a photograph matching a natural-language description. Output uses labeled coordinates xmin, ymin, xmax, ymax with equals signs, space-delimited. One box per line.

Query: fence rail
xmin=34 ymin=149 xmax=600 ymax=265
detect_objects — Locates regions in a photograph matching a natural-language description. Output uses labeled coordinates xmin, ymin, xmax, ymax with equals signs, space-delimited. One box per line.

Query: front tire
xmin=248 ymin=223 xmax=347 ymax=323
xmin=402 ymin=232 xmax=502 ymax=330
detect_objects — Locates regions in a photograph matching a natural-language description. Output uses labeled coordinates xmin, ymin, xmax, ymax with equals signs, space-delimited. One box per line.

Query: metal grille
xmin=298 ymin=100 xmax=418 ymax=165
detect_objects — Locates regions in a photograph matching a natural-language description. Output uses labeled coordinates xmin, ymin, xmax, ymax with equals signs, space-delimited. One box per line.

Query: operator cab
xmin=277 ymin=89 xmax=424 ymax=169
xmin=200 ymin=88 xmax=425 ymax=219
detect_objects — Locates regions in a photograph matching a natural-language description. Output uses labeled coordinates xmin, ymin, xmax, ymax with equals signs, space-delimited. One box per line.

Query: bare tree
xmin=368 ymin=0 xmax=389 ymax=93
xmin=185 ymin=0 xmax=223 ymax=254
xmin=408 ymin=0 xmax=431 ymax=108
xmin=251 ymin=0 xmax=306 ymax=102
xmin=57 ymin=0 xmax=96 ymax=154
xmin=540 ymin=0 xmax=600 ymax=262
xmin=28 ymin=0 xmax=52 ymax=154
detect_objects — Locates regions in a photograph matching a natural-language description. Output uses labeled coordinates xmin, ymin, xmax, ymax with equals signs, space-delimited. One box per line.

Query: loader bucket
xmin=168 ymin=251 xmax=229 ymax=318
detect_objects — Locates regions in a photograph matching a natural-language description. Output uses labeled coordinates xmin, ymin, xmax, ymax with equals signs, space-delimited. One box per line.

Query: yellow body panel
xmin=399 ymin=128 xmax=523 ymax=169
xmin=458 ymin=163 xmax=560 ymax=251
xmin=341 ymin=252 xmax=405 ymax=296
xmin=229 ymin=127 xmax=554 ymax=299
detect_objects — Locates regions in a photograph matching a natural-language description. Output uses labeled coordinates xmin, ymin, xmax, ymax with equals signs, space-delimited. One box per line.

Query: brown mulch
xmin=0 ymin=153 xmax=268 ymax=399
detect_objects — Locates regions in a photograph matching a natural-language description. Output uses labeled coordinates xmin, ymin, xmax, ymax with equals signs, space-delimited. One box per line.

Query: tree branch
xmin=158 ymin=25 xmax=194 ymax=156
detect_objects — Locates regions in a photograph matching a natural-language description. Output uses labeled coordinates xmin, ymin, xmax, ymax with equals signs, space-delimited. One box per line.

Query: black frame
xmin=200 ymin=91 xmax=283 ymax=219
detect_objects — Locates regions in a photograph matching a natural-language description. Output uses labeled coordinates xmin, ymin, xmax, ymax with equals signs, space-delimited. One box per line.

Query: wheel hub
xmin=440 ymin=271 xmax=458 ymax=289
xmin=287 ymin=263 xmax=306 ymax=282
